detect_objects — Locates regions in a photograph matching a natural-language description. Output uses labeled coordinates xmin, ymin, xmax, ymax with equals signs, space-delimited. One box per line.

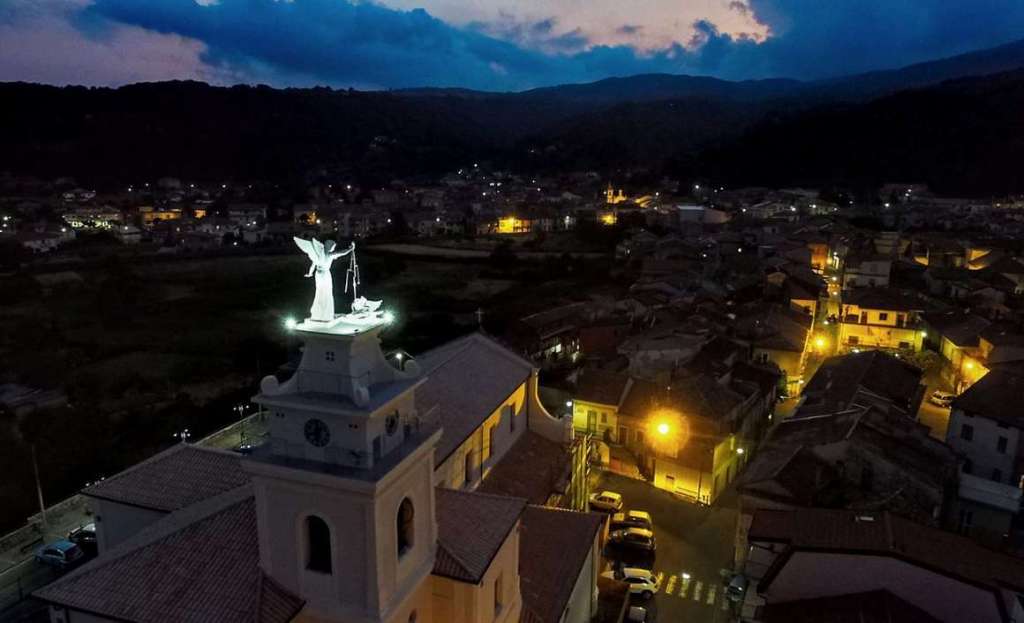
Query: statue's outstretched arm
xmin=330 ymin=242 xmax=356 ymax=260
xmin=304 ymin=262 xmax=315 ymax=277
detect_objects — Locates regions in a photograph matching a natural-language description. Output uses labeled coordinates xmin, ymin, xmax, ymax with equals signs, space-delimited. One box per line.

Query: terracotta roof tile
xmin=797 ymin=351 xmax=922 ymax=417
xmin=416 ymin=333 xmax=533 ymax=463
xmin=953 ymin=368 xmax=1024 ymax=425
xmin=761 ymin=590 xmax=940 ymax=623
xmin=35 ymin=489 xmax=303 ymax=623
xmin=749 ymin=508 xmax=1024 ymax=592
xmin=477 ymin=432 xmax=571 ymax=505
xmin=82 ymin=444 xmax=250 ymax=512
xmin=518 ymin=506 xmax=604 ymax=623
xmin=434 ymin=488 xmax=527 ymax=583
xmin=575 ymin=369 xmax=631 ymax=407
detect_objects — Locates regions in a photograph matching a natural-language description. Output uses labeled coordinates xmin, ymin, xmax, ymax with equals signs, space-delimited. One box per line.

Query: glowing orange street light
xmin=657 ymin=422 xmax=670 ymax=436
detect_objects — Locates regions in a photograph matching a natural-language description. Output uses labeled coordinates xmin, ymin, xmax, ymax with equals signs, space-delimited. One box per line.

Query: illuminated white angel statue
xmin=293 ymin=237 xmax=355 ymax=322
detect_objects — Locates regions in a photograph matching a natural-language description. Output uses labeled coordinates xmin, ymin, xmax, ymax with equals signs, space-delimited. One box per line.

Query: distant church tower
xmin=244 ymin=303 xmax=439 ymax=623
xmin=606 ymin=183 xmax=626 ymax=205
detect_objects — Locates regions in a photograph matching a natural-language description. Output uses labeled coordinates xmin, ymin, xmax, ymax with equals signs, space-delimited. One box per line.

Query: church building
xmin=35 ymin=249 xmax=607 ymax=623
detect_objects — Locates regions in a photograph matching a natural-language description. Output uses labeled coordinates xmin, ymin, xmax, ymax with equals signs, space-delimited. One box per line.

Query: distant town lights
xmin=737 ymin=447 xmax=745 ymax=455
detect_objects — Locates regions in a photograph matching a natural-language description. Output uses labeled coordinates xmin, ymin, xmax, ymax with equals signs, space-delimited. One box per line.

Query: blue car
xmin=35 ymin=539 xmax=85 ymax=570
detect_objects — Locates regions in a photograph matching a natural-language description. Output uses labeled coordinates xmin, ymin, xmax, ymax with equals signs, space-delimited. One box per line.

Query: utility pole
xmin=31 ymin=444 xmax=47 ymax=528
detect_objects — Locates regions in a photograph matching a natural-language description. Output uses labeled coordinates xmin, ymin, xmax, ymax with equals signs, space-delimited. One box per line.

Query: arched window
xmin=397 ymin=498 xmax=414 ymax=557
xmin=306 ymin=515 xmax=332 ymax=574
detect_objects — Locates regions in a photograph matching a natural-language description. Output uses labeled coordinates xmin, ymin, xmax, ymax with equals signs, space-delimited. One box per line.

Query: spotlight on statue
xmin=284 ymin=317 xmax=297 ymax=331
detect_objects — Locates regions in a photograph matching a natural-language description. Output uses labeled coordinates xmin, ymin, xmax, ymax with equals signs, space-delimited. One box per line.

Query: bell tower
xmin=244 ymin=274 xmax=440 ymax=623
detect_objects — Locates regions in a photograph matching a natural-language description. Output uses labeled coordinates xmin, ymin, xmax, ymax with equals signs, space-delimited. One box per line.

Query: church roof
xmin=518 ymin=506 xmax=604 ymax=623
xmin=434 ymin=488 xmax=527 ymax=583
xmin=35 ymin=486 xmax=304 ymax=623
xmin=415 ymin=333 xmax=534 ymax=463
xmin=477 ymin=432 xmax=571 ymax=505
xmin=81 ymin=443 xmax=250 ymax=512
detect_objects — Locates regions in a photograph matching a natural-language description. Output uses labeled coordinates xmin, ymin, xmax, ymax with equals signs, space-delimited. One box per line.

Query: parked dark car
xmin=68 ymin=523 xmax=97 ymax=557
xmin=609 ymin=528 xmax=657 ymax=553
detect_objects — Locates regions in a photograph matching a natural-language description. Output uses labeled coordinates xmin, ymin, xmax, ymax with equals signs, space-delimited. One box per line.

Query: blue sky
xmin=1 ymin=0 xmax=1023 ymax=90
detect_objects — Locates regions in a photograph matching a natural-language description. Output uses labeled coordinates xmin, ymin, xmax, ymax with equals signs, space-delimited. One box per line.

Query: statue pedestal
xmin=295 ymin=310 xmax=389 ymax=337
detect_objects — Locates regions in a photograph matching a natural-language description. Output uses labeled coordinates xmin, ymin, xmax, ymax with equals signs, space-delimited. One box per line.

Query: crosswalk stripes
xmin=661 ymin=573 xmax=675 ymax=596
xmin=677 ymin=576 xmax=691 ymax=599
xmin=648 ymin=571 xmax=734 ymax=609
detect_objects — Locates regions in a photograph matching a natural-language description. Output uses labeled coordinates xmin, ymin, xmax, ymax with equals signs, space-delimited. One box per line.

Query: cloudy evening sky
xmin=1 ymin=0 xmax=1023 ymax=90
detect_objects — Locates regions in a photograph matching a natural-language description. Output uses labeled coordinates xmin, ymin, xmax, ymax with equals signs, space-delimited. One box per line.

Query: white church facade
xmin=36 ymin=244 xmax=607 ymax=623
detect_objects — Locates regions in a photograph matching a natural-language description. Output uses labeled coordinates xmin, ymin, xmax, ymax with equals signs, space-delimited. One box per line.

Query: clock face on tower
xmin=304 ymin=418 xmax=331 ymax=447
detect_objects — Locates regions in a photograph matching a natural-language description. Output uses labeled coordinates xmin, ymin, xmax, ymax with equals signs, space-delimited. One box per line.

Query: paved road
xmin=918 ymin=399 xmax=951 ymax=440
xmin=595 ymin=472 xmax=740 ymax=623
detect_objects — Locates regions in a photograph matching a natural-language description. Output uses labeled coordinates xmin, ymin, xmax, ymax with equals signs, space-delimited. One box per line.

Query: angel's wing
xmin=311 ymin=238 xmax=326 ymax=263
xmin=293 ymin=236 xmax=315 ymax=259
xmin=293 ymin=236 xmax=323 ymax=263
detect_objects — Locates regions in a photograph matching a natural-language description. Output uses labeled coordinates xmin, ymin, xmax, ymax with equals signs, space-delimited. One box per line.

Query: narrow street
xmin=595 ymin=472 xmax=740 ymax=623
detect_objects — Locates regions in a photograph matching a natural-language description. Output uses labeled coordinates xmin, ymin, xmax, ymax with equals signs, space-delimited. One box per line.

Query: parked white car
xmin=929 ymin=390 xmax=957 ymax=408
xmin=611 ymin=510 xmax=653 ymax=532
xmin=589 ymin=490 xmax=623 ymax=512
xmin=601 ymin=567 xmax=659 ymax=599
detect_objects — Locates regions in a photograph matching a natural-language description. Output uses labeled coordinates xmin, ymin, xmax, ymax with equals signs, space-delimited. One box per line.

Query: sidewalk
xmin=0 ymin=496 xmax=91 ymax=572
